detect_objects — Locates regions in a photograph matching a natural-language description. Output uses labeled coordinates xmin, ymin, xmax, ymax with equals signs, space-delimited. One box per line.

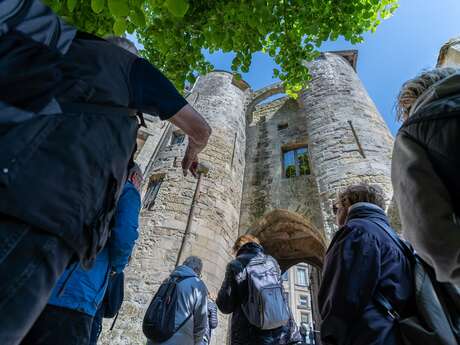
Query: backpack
xmin=371 ymin=219 xmax=460 ymax=345
xmin=143 ymin=276 xmax=193 ymax=342
xmin=241 ymin=254 xmax=290 ymax=330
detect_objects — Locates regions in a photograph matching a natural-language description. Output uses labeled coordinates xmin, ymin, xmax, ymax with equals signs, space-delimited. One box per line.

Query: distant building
xmin=283 ymin=264 xmax=315 ymax=332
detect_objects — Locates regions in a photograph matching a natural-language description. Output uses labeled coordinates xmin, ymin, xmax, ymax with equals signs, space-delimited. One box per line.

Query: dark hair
xmin=232 ymin=234 xmax=260 ymax=254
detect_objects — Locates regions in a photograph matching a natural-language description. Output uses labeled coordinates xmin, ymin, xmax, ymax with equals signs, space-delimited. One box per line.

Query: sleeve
xmin=318 ymin=228 xmax=381 ymax=345
xmin=392 ymin=131 xmax=460 ymax=285
xmin=193 ymin=283 xmax=209 ymax=345
xmin=208 ymin=301 xmax=218 ymax=329
xmin=129 ymin=58 xmax=188 ymax=120
xmin=216 ymin=263 xmax=239 ymax=314
xmin=109 ymin=183 xmax=141 ymax=273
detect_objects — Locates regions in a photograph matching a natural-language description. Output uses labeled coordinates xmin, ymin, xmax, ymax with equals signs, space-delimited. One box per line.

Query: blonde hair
xmin=396 ymin=67 xmax=457 ymax=122
xmin=337 ymin=183 xmax=385 ymax=209
xmin=232 ymin=234 xmax=260 ymax=254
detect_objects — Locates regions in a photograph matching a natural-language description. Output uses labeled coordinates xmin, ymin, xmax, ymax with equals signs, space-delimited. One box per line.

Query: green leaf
xmin=108 ymin=0 xmax=129 ymax=17
xmin=67 ymin=0 xmax=78 ymax=12
xmin=113 ymin=18 xmax=127 ymax=35
xmin=164 ymin=0 xmax=190 ymax=17
xmin=91 ymin=0 xmax=105 ymax=14
xmin=130 ymin=8 xmax=146 ymax=27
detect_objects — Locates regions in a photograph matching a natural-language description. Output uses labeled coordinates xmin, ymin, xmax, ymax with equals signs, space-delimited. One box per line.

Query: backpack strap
xmin=366 ymin=219 xmax=414 ymax=321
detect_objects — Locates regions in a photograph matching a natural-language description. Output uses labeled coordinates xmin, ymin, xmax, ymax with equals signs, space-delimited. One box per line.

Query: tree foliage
xmin=46 ymin=0 xmax=398 ymax=96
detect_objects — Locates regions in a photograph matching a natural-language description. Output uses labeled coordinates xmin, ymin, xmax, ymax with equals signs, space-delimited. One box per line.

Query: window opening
xmin=299 ymin=295 xmax=310 ymax=308
xmin=171 ymin=131 xmax=185 ymax=145
xmin=297 ymin=267 xmax=308 ymax=286
xmin=283 ymin=146 xmax=310 ymax=178
xmin=278 ymin=123 xmax=288 ymax=131
xmin=300 ymin=312 xmax=311 ymax=325
xmin=143 ymin=175 xmax=164 ymax=210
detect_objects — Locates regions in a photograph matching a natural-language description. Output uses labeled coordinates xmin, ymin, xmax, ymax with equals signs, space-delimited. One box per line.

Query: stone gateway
xmin=101 ymin=50 xmax=395 ymax=345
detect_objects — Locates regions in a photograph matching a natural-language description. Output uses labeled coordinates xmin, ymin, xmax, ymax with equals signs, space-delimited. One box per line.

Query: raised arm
xmin=169 ymin=105 xmax=212 ymax=177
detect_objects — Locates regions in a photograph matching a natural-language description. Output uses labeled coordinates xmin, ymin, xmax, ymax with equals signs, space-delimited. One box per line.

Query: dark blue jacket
xmin=319 ymin=202 xmax=414 ymax=345
xmin=48 ymin=181 xmax=141 ymax=316
xmin=216 ymin=243 xmax=285 ymax=345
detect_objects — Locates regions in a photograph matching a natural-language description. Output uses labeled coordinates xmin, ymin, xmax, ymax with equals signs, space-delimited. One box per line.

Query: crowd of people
xmin=0 ymin=1 xmax=459 ymax=345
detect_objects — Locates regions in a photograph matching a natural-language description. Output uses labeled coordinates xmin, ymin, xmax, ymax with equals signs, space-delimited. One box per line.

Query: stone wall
xmin=240 ymin=96 xmax=324 ymax=235
xmin=101 ymin=71 xmax=250 ymax=345
xmin=300 ymin=52 xmax=394 ymax=239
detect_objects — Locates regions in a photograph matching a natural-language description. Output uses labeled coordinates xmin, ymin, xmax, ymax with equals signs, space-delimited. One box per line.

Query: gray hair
xmin=183 ymin=256 xmax=203 ymax=275
xmin=105 ymin=36 xmax=139 ymax=56
xmin=396 ymin=67 xmax=458 ymax=122
xmin=337 ymin=183 xmax=386 ymax=209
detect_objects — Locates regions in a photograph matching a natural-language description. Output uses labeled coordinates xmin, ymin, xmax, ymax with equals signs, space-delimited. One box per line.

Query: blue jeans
xmin=0 ymin=216 xmax=73 ymax=345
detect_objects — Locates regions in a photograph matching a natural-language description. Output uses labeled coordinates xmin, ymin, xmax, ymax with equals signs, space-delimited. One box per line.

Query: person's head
xmin=333 ymin=183 xmax=386 ymax=227
xmin=232 ymin=234 xmax=260 ymax=255
xmin=128 ymin=163 xmax=143 ymax=191
xmin=105 ymin=36 xmax=139 ymax=56
xmin=396 ymin=67 xmax=458 ymax=122
xmin=183 ymin=256 xmax=203 ymax=276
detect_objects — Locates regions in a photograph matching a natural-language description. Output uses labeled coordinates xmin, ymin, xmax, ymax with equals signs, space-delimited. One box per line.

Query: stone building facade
xmin=101 ymin=50 xmax=395 ymax=345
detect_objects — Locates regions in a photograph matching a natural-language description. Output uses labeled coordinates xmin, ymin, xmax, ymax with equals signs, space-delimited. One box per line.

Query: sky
xmin=202 ymin=0 xmax=460 ymax=134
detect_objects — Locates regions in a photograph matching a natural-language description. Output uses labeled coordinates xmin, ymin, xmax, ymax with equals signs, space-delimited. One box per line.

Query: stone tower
xmin=101 ymin=51 xmax=395 ymax=345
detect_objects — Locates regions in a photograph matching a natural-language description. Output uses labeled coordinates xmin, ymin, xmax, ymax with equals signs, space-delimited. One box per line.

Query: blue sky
xmin=203 ymin=0 xmax=460 ymax=134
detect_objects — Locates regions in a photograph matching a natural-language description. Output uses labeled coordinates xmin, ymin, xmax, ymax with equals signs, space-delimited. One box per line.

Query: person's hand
xmin=182 ymin=142 xmax=200 ymax=177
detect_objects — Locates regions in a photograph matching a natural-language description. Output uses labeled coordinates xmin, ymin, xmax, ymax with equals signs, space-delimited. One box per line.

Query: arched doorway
xmin=246 ymin=209 xmax=327 ymax=270
xmin=246 ymin=209 xmax=328 ymax=345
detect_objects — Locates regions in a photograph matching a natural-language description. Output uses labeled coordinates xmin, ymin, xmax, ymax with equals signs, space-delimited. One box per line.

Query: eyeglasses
xmin=332 ymin=204 xmax=339 ymax=215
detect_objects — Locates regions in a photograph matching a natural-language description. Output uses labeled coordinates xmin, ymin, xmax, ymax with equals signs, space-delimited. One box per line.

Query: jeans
xmin=0 ymin=216 xmax=73 ymax=345
xmin=21 ymin=305 xmax=93 ymax=345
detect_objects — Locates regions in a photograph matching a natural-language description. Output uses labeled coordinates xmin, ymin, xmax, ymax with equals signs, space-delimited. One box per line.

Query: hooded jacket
xmin=216 ymin=242 xmax=285 ymax=345
xmin=319 ymin=202 xmax=414 ymax=345
xmin=149 ymin=265 xmax=208 ymax=345
xmin=47 ymin=181 xmax=141 ymax=316
xmin=392 ymin=72 xmax=460 ymax=285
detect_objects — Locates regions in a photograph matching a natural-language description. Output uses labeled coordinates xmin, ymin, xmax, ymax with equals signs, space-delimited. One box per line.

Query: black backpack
xmin=142 ymin=276 xmax=192 ymax=342
xmin=371 ymin=219 xmax=460 ymax=345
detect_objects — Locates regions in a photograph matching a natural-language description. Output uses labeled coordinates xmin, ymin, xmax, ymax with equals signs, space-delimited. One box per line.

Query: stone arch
xmin=246 ymin=82 xmax=286 ymax=124
xmin=246 ymin=209 xmax=327 ymax=271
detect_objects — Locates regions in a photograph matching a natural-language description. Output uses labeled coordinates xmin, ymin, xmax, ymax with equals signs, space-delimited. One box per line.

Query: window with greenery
xmin=283 ymin=146 xmax=310 ymax=178
xmin=143 ymin=176 xmax=164 ymax=210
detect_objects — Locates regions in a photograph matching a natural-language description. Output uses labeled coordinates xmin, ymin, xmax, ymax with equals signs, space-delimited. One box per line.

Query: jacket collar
xmin=346 ymin=202 xmax=389 ymax=225
xmin=328 ymin=203 xmax=389 ymax=254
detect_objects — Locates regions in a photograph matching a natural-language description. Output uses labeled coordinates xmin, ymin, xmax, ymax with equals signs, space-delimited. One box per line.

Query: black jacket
xmin=0 ymin=33 xmax=138 ymax=264
xmin=319 ymin=203 xmax=414 ymax=345
xmin=216 ymin=242 xmax=285 ymax=345
xmin=392 ymin=74 xmax=460 ymax=284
